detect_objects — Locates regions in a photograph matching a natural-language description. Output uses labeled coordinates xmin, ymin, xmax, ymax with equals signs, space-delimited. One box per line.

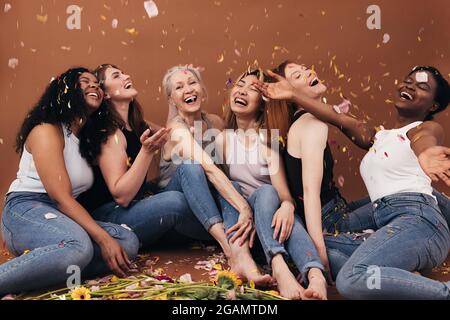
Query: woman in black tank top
xmin=265 ymin=61 xmax=372 ymax=279
xmin=78 ymin=64 xmax=209 ymax=251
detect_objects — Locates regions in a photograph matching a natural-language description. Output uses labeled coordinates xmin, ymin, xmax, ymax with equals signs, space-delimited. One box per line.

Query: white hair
xmin=162 ymin=65 xmax=207 ymax=100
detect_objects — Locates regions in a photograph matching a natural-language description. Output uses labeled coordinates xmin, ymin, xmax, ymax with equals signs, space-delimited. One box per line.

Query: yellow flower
xmin=152 ymin=293 xmax=168 ymax=300
xmin=264 ymin=290 xmax=281 ymax=297
xmin=70 ymin=287 xmax=91 ymax=300
xmin=249 ymin=280 xmax=255 ymax=289
xmin=216 ymin=271 xmax=242 ymax=290
xmin=111 ymin=275 xmax=119 ymax=283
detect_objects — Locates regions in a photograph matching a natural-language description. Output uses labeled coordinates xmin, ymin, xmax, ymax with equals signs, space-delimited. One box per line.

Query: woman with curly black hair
xmin=0 ymin=68 xmax=139 ymax=296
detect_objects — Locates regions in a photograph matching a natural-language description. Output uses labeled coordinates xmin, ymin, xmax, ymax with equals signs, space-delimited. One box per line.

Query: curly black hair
xmin=78 ymin=64 xmax=149 ymax=165
xmin=408 ymin=66 xmax=450 ymax=121
xmin=15 ymin=67 xmax=91 ymax=154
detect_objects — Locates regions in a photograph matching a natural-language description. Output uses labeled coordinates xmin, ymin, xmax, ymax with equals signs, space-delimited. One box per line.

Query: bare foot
xmin=273 ymin=267 xmax=305 ymax=300
xmin=229 ymin=249 xmax=272 ymax=287
xmin=304 ymin=274 xmax=328 ymax=300
xmin=271 ymin=254 xmax=305 ymax=300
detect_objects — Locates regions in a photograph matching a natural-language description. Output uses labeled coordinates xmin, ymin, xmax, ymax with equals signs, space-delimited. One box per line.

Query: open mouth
xmin=184 ymin=95 xmax=198 ymax=105
xmin=400 ymin=91 xmax=413 ymax=101
xmin=86 ymin=92 xmax=100 ymax=99
xmin=234 ymin=97 xmax=248 ymax=106
xmin=124 ymin=82 xmax=133 ymax=89
xmin=309 ymin=77 xmax=319 ymax=87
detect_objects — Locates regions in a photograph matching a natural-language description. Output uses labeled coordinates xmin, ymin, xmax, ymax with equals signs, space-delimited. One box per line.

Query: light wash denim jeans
xmin=327 ymin=192 xmax=450 ymax=299
xmin=91 ymin=189 xmax=212 ymax=249
xmin=250 ymin=184 xmax=324 ymax=286
xmin=161 ymin=162 xmax=246 ymax=242
xmin=0 ymin=192 xmax=139 ymax=296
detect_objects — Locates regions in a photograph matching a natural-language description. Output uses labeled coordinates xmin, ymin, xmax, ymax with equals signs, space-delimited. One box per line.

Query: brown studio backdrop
xmin=1 ymin=0 xmax=449 ymax=212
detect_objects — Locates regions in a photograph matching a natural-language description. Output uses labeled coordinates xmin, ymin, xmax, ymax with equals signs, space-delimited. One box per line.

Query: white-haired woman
xmin=158 ymin=65 xmax=272 ymax=286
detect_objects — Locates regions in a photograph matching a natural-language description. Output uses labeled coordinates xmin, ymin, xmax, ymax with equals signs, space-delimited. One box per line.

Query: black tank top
xmin=283 ymin=110 xmax=339 ymax=223
xmin=77 ymin=128 xmax=147 ymax=212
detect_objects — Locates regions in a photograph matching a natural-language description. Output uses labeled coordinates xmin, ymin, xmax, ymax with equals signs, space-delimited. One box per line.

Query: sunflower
xmin=70 ymin=287 xmax=91 ymax=300
xmin=216 ymin=271 xmax=242 ymax=290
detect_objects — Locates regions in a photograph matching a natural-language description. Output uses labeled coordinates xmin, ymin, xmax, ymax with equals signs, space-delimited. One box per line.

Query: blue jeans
xmin=162 ymin=162 xmax=233 ymax=233
xmin=322 ymin=194 xmax=373 ymax=233
xmin=91 ymin=190 xmax=212 ymax=249
xmin=329 ymin=192 xmax=450 ymax=299
xmin=325 ymin=190 xmax=450 ymax=281
xmin=324 ymin=190 xmax=449 ymax=234
xmin=0 ymin=192 xmax=139 ymax=295
xmin=251 ymin=184 xmax=324 ymax=286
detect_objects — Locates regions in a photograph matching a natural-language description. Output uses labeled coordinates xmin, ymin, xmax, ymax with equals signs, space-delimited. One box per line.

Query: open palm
xmin=254 ymin=70 xmax=296 ymax=101
xmin=418 ymin=146 xmax=450 ymax=186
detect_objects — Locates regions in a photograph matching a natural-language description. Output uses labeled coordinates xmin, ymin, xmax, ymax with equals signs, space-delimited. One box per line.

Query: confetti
xmin=337 ymin=175 xmax=345 ymax=187
xmin=144 ymin=0 xmax=159 ymax=19
xmin=416 ymin=72 xmax=428 ymax=83
xmin=114 ymin=134 xmax=119 ymax=144
xmin=8 ymin=58 xmax=18 ymax=69
xmin=0 ymin=138 xmax=3 ymax=145
xmin=36 ymin=14 xmax=48 ymax=24
xmin=44 ymin=213 xmax=58 ymax=220
xmin=382 ymin=33 xmax=390 ymax=43
xmin=217 ymin=53 xmax=224 ymax=63
xmin=125 ymin=27 xmax=138 ymax=36
xmin=4 ymin=3 xmax=11 ymax=13
xmin=112 ymin=19 xmax=119 ymax=29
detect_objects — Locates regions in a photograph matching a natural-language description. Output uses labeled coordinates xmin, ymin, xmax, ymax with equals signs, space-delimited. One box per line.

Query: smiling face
xmin=230 ymin=74 xmax=262 ymax=118
xmin=168 ymin=70 xmax=204 ymax=114
xmin=101 ymin=67 xmax=138 ymax=102
xmin=395 ymin=70 xmax=438 ymax=118
xmin=284 ymin=63 xmax=327 ymax=99
xmin=78 ymin=72 xmax=103 ymax=110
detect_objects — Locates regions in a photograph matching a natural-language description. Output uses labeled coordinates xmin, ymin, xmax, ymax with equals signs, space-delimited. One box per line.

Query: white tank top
xmin=8 ymin=125 xmax=94 ymax=198
xmin=227 ymin=131 xmax=271 ymax=199
xmin=360 ymin=121 xmax=434 ymax=202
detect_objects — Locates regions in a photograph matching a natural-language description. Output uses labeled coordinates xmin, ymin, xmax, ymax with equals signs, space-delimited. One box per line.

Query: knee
xmin=98 ymin=222 xmax=140 ymax=259
xmin=257 ymin=184 xmax=280 ymax=206
xmin=178 ymin=162 xmax=204 ymax=176
xmin=117 ymin=227 xmax=140 ymax=260
xmin=63 ymin=233 xmax=95 ymax=270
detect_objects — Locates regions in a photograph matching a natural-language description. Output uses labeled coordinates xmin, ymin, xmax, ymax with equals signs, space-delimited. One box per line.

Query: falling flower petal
xmin=44 ymin=213 xmax=57 ymax=220
xmin=8 ymin=58 xmax=19 ymax=69
xmin=144 ymin=0 xmax=159 ymax=18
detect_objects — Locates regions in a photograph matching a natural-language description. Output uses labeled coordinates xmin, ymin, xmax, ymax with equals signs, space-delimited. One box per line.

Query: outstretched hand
xmin=253 ymin=70 xmax=296 ymax=101
xmin=418 ymin=146 xmax=450 ymax=187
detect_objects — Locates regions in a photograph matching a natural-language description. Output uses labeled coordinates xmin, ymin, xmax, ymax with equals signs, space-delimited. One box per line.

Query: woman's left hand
xmin=418 ymin=146 xmax=450 ymax=186
xmin=272 ymin=203 xmax=295 ymax=243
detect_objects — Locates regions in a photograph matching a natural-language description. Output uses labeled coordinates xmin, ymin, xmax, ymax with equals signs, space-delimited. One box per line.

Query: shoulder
xmin=104 ymin=128 xmax=127 ymax=148
xmin=27 ymin=123 xmax=64 ymax=150
xmin=289 ymin=113 xmax=328 ymax=144
xmin=205 ymin=113 xmax=225 ymax=130
xmin=167 ymin=116 xmax=189 ymax=130
xmin=410 ymin=121 xmax=444 ymax=142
